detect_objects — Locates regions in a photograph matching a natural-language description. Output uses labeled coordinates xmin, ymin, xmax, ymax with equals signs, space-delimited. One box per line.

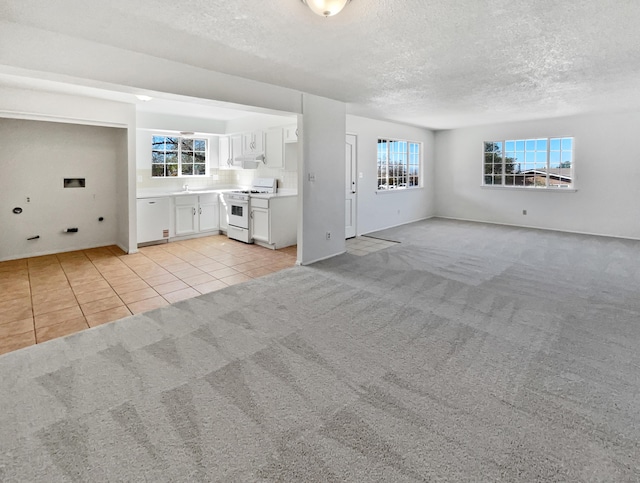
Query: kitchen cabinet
xmin=198 ymin=194 xmax=220 ymax=232
xmin=174 ymin=195 xmax=198 ymax=236
xmin=251 ymin=203 xmax=270 ymax=242
xmin=284 ymin=125 xmax=298 ymax=143
xmin=242 ymin=130 xmax=264 ymax=155
xmin=250 ymin=196 xmax=297 ymax=249
xmin=137 ymin=197 xmax=170 ymax=244
xmin=218 ymin=134 xmax=243 ymax=169
xmin=174 ymin=194 xmax=219 ymax=236
xmin=265 ymin=127 xmax=284 ymax=169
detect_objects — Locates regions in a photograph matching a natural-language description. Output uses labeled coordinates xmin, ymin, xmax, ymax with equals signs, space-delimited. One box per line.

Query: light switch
xmin=308 ymin=173 xmax=316 ymax=182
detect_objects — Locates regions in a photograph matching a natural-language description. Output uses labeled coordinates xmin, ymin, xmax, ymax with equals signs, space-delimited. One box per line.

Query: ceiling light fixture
xmin=301 ymin=0 xmax=351 ymax=17
xmin=135 ymin=95 xmax=153 ymax=102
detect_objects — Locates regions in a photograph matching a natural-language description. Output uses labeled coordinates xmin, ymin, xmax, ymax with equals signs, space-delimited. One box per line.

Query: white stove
xmin=224 ymin=178 xmax=276 ymax=243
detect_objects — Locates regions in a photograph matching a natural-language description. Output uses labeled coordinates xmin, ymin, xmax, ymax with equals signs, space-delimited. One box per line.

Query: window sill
xmin=481 ymin=185 xmax=577 ymax=193
xmin=376 ymin=187 xmax=423 ymax=194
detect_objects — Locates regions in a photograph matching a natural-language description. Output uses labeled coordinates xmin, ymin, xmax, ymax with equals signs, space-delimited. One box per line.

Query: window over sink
xmin=152 ymin=135 xmax=208 ymax=177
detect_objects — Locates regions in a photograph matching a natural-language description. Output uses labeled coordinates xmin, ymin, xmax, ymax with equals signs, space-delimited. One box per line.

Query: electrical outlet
xmin=308 ymin=173 xmax=316 ymax=182
xmin=522 ymin=209 xmax=527 ymax=215
xmin=326 ymin=232 xmax=331 ymax=240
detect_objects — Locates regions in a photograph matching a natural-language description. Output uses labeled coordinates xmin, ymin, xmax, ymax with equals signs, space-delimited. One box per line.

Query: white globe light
xmin=302 ymin=0 xmax=351 ymax=17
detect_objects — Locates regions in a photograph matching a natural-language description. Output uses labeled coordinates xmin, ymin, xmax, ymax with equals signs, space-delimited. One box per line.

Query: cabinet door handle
xmin=250 ymin=211 xmax=254 ymax=219
xmin=193 ymin=207 xmax=196 ymax=216
xmin=199 ymin=207 xmax=202 ymax=215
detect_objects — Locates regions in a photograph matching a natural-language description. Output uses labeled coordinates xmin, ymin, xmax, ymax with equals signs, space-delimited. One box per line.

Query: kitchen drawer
xmin=251 ymin=198 xmax=269 ymax=209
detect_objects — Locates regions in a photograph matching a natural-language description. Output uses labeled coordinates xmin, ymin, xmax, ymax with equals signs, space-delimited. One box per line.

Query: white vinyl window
xmin=152 ymin=135 xmax=207 ymax=177
xmin=377 ymin=138 xmax=421 ymax=190
xmin=483 ymin=137 xmax=573 ymax=189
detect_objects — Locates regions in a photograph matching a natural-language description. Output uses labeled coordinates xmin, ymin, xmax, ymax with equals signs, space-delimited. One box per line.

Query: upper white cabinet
xmin=219 ymin=131 xmax=265 ymax=169
xmin=219 ymin=134 xmax=243 ymax=169
xmin=284 ymin=125 xmax=298 ymax=143
xmin=242 ymin=130 xmax=264 ymax=155
xmin=265 ymin=127 xmax=284 ymax=169
xmin=218 ymin=136 xmax=230 ymax=169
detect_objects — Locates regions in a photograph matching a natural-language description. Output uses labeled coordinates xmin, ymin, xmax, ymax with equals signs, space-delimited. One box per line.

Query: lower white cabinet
xmin=199 ymin=195 xmax=220 ymax=232
xmin=137 ymin=197 xmax=170 ymax=244
xmin=174 ymin=194 xmax=219 ymax=236
xmin=250 ymin=196 xmax=297 ymax=249
xmin=251 ymin=205 xmax=270 ymax=242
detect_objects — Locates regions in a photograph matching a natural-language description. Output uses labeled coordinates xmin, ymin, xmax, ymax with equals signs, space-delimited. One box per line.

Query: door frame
xmin=345 ymin=133 xmax=358 ymax=239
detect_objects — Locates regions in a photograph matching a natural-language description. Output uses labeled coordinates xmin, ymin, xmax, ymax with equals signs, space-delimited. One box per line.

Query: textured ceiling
xmin=2 ymin=0 xmax=640 ymax=129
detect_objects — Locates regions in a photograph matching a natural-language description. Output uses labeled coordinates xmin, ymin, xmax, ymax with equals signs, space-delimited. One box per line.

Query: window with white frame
xmin=377 ymin=138 xmax=421 ymax=190
xmin=483 ymin=137 xmax=574 ymax=188
xmin=152 ymin=135 xmax=207 ymax=177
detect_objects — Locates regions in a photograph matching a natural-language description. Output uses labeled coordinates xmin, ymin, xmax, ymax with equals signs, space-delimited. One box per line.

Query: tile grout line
xmin=85 ymin=251 xmax=132 ymax=322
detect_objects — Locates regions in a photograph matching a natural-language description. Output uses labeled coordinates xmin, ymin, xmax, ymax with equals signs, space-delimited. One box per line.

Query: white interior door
xmin=345 ymin=134 xmax=357 ymax=239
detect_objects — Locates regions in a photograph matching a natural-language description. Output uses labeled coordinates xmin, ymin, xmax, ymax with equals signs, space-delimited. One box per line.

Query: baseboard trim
xmin=300 ymin=250 xmax=347 ymax=266
xmin=436 ymin=216 xmax=640 ymax=242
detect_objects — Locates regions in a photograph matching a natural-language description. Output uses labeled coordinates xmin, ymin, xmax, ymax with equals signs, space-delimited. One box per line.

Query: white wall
xmin=299 ymin=95 xmax=346 ymax=264
xmin=346 ymin=116 xmax=436 ymax=235
xmin=0 ymin=21 xmax=303 ymax=116
xmin=0 ymin=119 xmax=127 ymax=261
xmin=0 ymin=86 xmax=137 ymax=257
xmin=434 ymin=111 xmax=640 ymax=239
xmin=136 ymin=112 xmax=226 ymax=135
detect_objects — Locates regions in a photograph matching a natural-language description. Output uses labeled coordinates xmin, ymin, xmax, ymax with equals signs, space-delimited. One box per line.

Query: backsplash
xmin=136 ymin=166 xmax=298 ymax=191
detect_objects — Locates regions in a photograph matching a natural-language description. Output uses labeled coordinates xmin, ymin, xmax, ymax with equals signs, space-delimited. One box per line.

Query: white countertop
xmin=250 ymin=189 xmax=298 ymax=199
xmin=137 ymin=187 xmax=297 ymax=199
xmin=136 ymin=187 xmax=237 ymax=199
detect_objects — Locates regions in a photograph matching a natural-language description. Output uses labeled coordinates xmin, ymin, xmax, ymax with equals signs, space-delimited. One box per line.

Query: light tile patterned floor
xmin=0 ymin=235 xmax=297 ymax=355
xmin=345 ymin=235 xmax=399 ymax=256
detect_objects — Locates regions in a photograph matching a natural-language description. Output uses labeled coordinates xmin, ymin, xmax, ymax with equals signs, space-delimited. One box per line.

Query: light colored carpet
xmin=1 ymin=218 xmax=639 ymax=481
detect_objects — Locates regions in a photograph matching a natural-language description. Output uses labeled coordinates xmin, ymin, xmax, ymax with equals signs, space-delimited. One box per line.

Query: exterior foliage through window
xmin=152 ymin=135 xmax=207 ymax=177
xmin=484 ymin=137 xmax=573 ymax=188
xmin=377 ymin=139 xmax=421 ymax=190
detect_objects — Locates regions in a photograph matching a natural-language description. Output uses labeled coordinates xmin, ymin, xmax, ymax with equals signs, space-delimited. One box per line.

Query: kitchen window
xmin=483 ymin=137 xmax=574 ymax=189
xmin=152 ymin=135 xmax=207 ymax=177
xmin=377 ymin=138 xmax=421 ymax=190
